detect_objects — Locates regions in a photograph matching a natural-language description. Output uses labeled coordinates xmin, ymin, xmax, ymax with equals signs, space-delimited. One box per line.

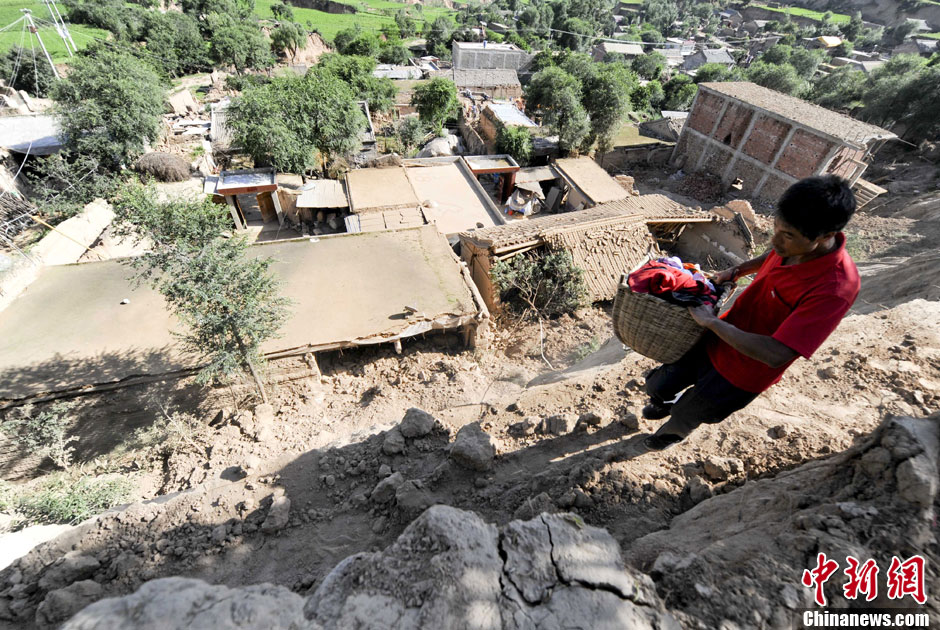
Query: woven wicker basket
xmin=612 ymin=267 xmax=734 ymax=364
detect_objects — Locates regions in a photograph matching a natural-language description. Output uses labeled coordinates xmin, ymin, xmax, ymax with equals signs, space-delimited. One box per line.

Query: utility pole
xmin=41 ymin=0 xmax=75 ymax=57
xmin=21 ymin=10 xmax=59 ymax=79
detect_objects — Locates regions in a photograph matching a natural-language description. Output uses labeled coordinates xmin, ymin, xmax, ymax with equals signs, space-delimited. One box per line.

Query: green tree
xmin=491 ymin=250 xmax=587 ymax=319
xmin=831 ymin=40 xmax=853 ymax=58
xmin=662 ymin=74 xmax=697 ymax=110
xmin=693 ymin=62 xmax=740 ymax=83
xmin=0 ymin=46 xmax=56 ymax=97
xmin=209 ymin=15 xmax=273 ymax=72
xmin=881 ymin=21 xmax=917 ymax=48
xmin=789 ymin=47 xmax=824 ymax=79
xmin=271 ymin=1 xmax=294 ymax=21
xmin=558 ymin=17 xmax=594 ymax=51
xmin=426 ymin=16 xmax=453 ymax=57
xmin=761 ymin=44 xmax=792 ymax=66
xmin=810 ymin=66 xmax=865 ymax=111
xmin=395 ymin=9 xmax=417 ymax=38
xmin=411 ymin=76 xmax=457 ymax=133
xmin=51 ymin=49 xmax=165 ymax=169
xmin=558 ymin=51 xmax=598 ymax=85
xmin=271 ymin=22 xmax=307 ymax=60
xmin=632 ymin=52 xmax=667 ymax=80
xmin=642 ymin=0 xmax=679 ymax=34
xmin=181 ymin=0 xmax=255 ymax=20
xmin=317 ymin=53 xmax=397 ymax=112
xmin=839 ymin=11 xmax=864 ymax=42
xmin=647 ymin=79 xmax=665 ymax=110
xmin=227 ymin=72 xmax=366 ymax=175
xmin=112 ymin=184 xmax=290 ymax=402
xmin=860 ymin=54 xmax=937 ymax=140
xmin=746 ymin=61 xmax=805 ymax=96
xmin=581 ymin=64 xmax=635 ymax=153
xmin=378 ymin=44 xmax=412 ymax=65
xmin=145 ymin=11 xmax=210 ymax=77
xmin=397 ymin=116 xmax=428 ymax=154
xmin=496 ymin=125 xmax=533 ymax=165
xmin=27 ymin=153 xmax=117 ymax=221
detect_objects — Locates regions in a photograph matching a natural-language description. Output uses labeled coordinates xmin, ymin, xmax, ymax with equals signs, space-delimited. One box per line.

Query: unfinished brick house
xmin=672 ymin=82 xmax=896 ymax=207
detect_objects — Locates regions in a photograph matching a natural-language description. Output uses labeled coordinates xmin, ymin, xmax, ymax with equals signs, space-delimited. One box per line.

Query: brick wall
xmin=743 ymin=115 xmax=791 ymax=163
xmin=713 ymin=102 xmax=754 ymax=148
xmin=687 ymin=91 xmax=726 ymax=135
xmin=777 ymin=129 xmax=834 ymax=179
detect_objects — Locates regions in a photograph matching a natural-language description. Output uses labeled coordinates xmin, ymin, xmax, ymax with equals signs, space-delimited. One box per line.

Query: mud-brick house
xmin=458 ymin=194 xmax=751 ymax=311
xmin=671 ymin=82 xmax=896 ymax=207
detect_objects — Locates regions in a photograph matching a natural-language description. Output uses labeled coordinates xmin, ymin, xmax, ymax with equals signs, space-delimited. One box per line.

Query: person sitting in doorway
xmin=642 ymin=175 xmax=861 ymax=451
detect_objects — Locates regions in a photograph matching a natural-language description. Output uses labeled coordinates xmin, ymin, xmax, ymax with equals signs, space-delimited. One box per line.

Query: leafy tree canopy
xmin=112 ymin=183 xmax=290 ymax=401
xmin=496 ymin=125 xmax=534 ymax=166
xmin=271 ymin=22 xmax=307 ymax=60
xmin=0 ymin=46 xmax=56 ymax=98
xmin=411 ymin=76 xmax=457 ymax=132
xmin=227 ymin=72 xmax=366 ymax=175
xmin=746 ymin=61 xmax=805 ymax=96
xmin=632 ymin=52 xmax=667 ymax=80
xmin=810 ymin=66 xmax=865 ymax=111
xmin=317 ymin=53 xmax=397 ymax=112
xmin=51 ymin=48 xmax=165 ymax=169
xmin=271 ymin=1 xmax=294 ymax=21
xmin=208 ymin=14 xmax=273 ymax=73
xmin=693 ymin=62 xmax=741 ymax=83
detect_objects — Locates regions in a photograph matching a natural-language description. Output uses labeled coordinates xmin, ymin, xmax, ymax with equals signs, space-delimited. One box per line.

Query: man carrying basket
xmin=642 ymin=175 xmax=861 ymax=451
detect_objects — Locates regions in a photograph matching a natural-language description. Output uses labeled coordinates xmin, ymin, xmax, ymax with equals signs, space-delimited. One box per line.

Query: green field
xmin=0 ymin=0 xmax=458 ymax=61
xmin=752 ymin=3 xmax=851 ymax=24
xmin=255 ymin=0 xmax=455 ymax=42
xmin=0 ymin=0 xmax=109 ymax=61
xmin=921 ymin=31 xmax=940 ymax=39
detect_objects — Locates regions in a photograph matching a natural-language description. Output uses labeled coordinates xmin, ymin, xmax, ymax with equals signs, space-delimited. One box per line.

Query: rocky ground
xmin=0 ymin=149 xmax=938 ymax=629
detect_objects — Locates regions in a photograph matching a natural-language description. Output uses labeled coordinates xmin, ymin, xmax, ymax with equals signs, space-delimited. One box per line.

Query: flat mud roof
xmin=0 ymin=226 xmax=484 ymax=399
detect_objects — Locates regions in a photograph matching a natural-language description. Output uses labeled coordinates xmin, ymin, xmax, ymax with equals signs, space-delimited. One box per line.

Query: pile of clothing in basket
xmin=627 ymin=256 xmax=719 ymax=307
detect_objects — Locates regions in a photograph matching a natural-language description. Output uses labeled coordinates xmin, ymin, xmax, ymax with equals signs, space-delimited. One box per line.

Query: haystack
xmin=135 ymin=152 xmax=190 ymax=182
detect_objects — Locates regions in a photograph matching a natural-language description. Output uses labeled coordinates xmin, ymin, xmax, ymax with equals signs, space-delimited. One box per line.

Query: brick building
xmin=672 ymin=82 xmax=896 ymax=207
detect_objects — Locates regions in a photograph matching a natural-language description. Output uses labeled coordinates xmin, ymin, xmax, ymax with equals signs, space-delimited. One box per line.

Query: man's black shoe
xmin=643 ymin=434 xmax=683 ymax=451
xmin=641 ymin=401 xmax=672 ymax=420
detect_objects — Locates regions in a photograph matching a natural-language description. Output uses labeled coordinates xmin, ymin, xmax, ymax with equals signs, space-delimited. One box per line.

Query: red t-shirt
xmin=706 ymin=232 xmax=860 ymax=393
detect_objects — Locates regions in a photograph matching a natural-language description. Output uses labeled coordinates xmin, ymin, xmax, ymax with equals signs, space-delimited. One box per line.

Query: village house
xmin=451 ymin=41 xmax=533 ymax=71
xmin=682 ymin=48 xmax=735 ymax=71
xmin=553 ymin=157 xmax=632 ymax=210
xmin=672 ymin=82 xmax=896 ymax=207
xmin=458 ymin=193 xmax=751 ymax=311
xmin=591 ymin=41 xmax=645 ymax=62
xmin=476 ymin=102 xmax=538 ymax=149
xmin=892 ymin=38 xmax=939 ymax=57
xmin=451 ymin=68 xmax=523 ymax=100
xmin=344 ymin=157 xmax=507 ymax=238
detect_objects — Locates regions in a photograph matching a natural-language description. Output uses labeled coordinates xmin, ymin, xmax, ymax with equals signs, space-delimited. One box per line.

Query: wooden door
xmin=257 ymin=192 xmax=277 ymax=223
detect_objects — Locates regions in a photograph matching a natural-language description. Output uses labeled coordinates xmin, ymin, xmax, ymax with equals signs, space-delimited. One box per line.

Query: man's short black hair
xmin=776 ymin=175 xmax=856 ymax=240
